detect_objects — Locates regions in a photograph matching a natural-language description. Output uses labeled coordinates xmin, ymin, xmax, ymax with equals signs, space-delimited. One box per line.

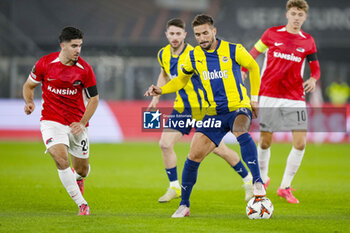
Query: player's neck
xmin=206 ymin=39 xmax=218 ymax=52
xmin=210 ymin=39 xmax=218 ymax=50
xmin=286 ymin=24 xmax=301 ymax=34
xmin=59 ymin=52 xmax=75 ymax=66
xmin=171 ymin=42 xmax=185 ymax=56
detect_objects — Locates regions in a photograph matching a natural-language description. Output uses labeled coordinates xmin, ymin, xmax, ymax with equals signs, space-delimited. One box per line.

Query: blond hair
xmin=286 ymin=0 xmax=309 ymax=13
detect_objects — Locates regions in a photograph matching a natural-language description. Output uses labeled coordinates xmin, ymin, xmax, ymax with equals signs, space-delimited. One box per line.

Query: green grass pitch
xmin=0 ymin=141 xmax=349 ymax=233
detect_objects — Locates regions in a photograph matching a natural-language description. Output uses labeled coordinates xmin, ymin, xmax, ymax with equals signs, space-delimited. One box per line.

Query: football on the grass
xmin=246 ymin=196 xmax=273 ymax=219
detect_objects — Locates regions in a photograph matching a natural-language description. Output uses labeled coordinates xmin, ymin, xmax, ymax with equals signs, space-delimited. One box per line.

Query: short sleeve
xmin=308 ymin=36 xmax=317 ymax=55
xmin=84 ymin=64 xmax=97 ymax=88
xmin=260 ymin=28 xmax=270 ymax=46
xmin=157 ymin=48 xmax=164 ymax=69
xmin=181 ymin=52 xmax=194 ymax=74
xmin=29 ymin=58 xmax=46 ymax=83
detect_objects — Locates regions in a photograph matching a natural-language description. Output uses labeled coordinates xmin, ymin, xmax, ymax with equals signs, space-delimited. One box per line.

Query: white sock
xmin=170 ymin=180 xmax=180 ymax=189
xmin=58 ymin=167 xmax=87 ymax=206
xmin=258 ymin=144 xmax=271 ymax=183
xmin=242 ymin=172 xmax=253 ymax=184
xmin=280 ymin=147 xmax=305 ymax=189
xmin=73 ymin=165 xmax=90 ymax=180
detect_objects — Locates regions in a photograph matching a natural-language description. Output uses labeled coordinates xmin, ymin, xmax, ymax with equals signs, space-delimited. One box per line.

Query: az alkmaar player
xmin=242 ymin=0 xmax=321 ymax=203
xmin=23 ymin=27 xmax=98 ymax=215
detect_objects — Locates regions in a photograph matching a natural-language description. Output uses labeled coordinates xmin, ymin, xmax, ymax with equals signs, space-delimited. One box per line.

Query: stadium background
xmin=0 ymin=0 xmax=349 ymax=142
xmin=0 ymin=1 xmax=350 ymax=232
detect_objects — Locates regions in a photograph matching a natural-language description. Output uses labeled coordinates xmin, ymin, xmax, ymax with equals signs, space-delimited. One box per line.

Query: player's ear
xmin=213 ymin=27 xmax=217 ymax=36
xmin=60 ymin=42 xmax=65 ymax=50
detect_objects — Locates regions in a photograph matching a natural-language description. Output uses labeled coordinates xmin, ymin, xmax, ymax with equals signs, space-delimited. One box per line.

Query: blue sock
xmin=165 ymin=166 xmax=178 ymax=182
xmin=237 ymin=133 xmax=263 ymax=184
xmin=232 ymin=161 xmax=249 ymax=179
xmin=180 ymin=158 xmax=200 ymax=207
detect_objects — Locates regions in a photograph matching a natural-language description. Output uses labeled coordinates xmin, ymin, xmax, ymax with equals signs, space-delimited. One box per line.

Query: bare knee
xmin=54 ymin=157 xmax=70 ymax=170
xmin=212 ymin=147 xmax=221 ymax=156
xmin=159 ymin=138 xmax=174 ymax=151
xmin=259 ymin=133 xmax=273 ymax=149
xmin=292 ymin=131 xmax=306 ymax=150
xmin=293 ymin=141 xmax=306 ymax=150
xmin=48 ymin=147 xmax=69 ymax=170
xmin=259 ymin=139 xmax=271 ymax=149
xmin=188 ymin=152 xmax=204 ymax=162
xmin=74 ymin=164 xmax=90 ymax=177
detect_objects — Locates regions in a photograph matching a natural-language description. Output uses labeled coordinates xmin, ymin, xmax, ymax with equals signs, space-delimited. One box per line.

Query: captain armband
xmin=85 ymin=85 xmax=98 ymax=98
xmin=182 ymin=67 xmax=194 ymax=75
xmin=306 ymin=52 xmax=318 ymax=62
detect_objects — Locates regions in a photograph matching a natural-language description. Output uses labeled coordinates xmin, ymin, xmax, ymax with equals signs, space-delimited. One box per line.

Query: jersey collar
xmin=50 ymin=55 xmax=84 ymax=69
xmin=171 ymin=42 xmax=188 ymax=58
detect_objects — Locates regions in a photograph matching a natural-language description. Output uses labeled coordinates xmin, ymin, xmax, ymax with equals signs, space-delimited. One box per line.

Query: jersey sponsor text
xmin=48 ymin=85 xmax=78 ymax=96
xmin=273 ymin=52 xmax=302 ymax=63
xmin=202 ymin=70 xmax=228 ymax=80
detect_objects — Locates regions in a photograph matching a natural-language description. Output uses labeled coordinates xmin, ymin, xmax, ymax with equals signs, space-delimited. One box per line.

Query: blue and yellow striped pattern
xmin=157 ymin=44 xmax=207 ymax=120
xmin=182 ymin=39 xmax=251 ymax=115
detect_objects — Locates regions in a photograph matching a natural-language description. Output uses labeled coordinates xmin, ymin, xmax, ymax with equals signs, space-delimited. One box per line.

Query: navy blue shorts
xmin=165 ymin=109 xmax=193 ymax=135
xmin=196 ymin=108 xmax=252 ymax=146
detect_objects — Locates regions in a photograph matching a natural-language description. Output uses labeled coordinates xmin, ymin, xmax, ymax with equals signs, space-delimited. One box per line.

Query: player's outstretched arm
xmin=144 ymin=85 xmax=163 ymax=96
xmin=23 ymin=78 xmax=39 ymax=115
xmin=144 ymin=72 xmax=191 ymax=97
xmin=147 ymin=68 xmax=170 ymax=111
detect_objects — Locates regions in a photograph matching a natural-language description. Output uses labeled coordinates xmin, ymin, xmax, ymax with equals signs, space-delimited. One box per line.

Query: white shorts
xmin=259 ymin=96 xmax=308 ymax=132
xmin=40 ymin=120 xmax=89 ymax=159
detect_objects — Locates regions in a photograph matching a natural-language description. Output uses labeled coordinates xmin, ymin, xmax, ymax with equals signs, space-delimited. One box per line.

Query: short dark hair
xmin=192 ymin=14 xmax=214 ymax=28
xmin=59 ymin=27 xmax=84 ymax=43
xmin=166 ymin=18 xmax=185 ymax=30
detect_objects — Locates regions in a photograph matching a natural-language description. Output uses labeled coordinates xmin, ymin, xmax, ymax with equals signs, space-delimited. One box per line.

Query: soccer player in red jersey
xmin=23 ymin=27 xmax=99 ymax=215
xmin=242 ymin=0 xmax=321 ymax=203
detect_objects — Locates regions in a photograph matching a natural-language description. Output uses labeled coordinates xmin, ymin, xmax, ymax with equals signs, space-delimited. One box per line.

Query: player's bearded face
xmin=165 ymin=26 xmax=186 ymax=50
xmin=286 ymin=7 xmax=307 ymax=30
xmin=61 ymin=39 xmax=83 ymax=63
xmin=194 ymin=24 xmax=216 ymax=50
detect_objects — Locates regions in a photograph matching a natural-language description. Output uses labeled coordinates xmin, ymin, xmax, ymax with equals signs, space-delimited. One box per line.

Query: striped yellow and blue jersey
xmin=162 ymin=39 xmax=260 ymax=116
xmin=158 ymin=43 xmax=208 ymax=120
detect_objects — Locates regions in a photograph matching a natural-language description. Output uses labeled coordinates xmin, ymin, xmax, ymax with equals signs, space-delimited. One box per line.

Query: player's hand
xmin=70 ymin=122 xmax=85 ymax=136
xmin=144 ymin=85 xmax=162 ymax=96
xmin=24 ymin=103 xmax=35 ymax=115
xmin=147 ymin=97 xmax=159 ymax=111
xmin=303 ymin=77 xmax=317 ymax=93
xmin=251 ymin=101 xmax=259 ymax=119
xmin=241 ymin=71 xmax=248 ymax=83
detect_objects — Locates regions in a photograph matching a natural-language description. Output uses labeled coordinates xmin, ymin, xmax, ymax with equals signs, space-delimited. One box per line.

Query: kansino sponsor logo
xmin=164 ymin=118 xmax=222 ymax=129
xmin=273 ymin=52 xmax=302 ymax=62
xmin=47 ymin=85 xmax=78 ymax=95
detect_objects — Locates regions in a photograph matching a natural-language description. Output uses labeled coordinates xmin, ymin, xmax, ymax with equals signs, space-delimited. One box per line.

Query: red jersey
xmin=258 ymin=26 xmax=318 ymax=100
xmin=29 ymin=52 xmax=97 ymax=126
